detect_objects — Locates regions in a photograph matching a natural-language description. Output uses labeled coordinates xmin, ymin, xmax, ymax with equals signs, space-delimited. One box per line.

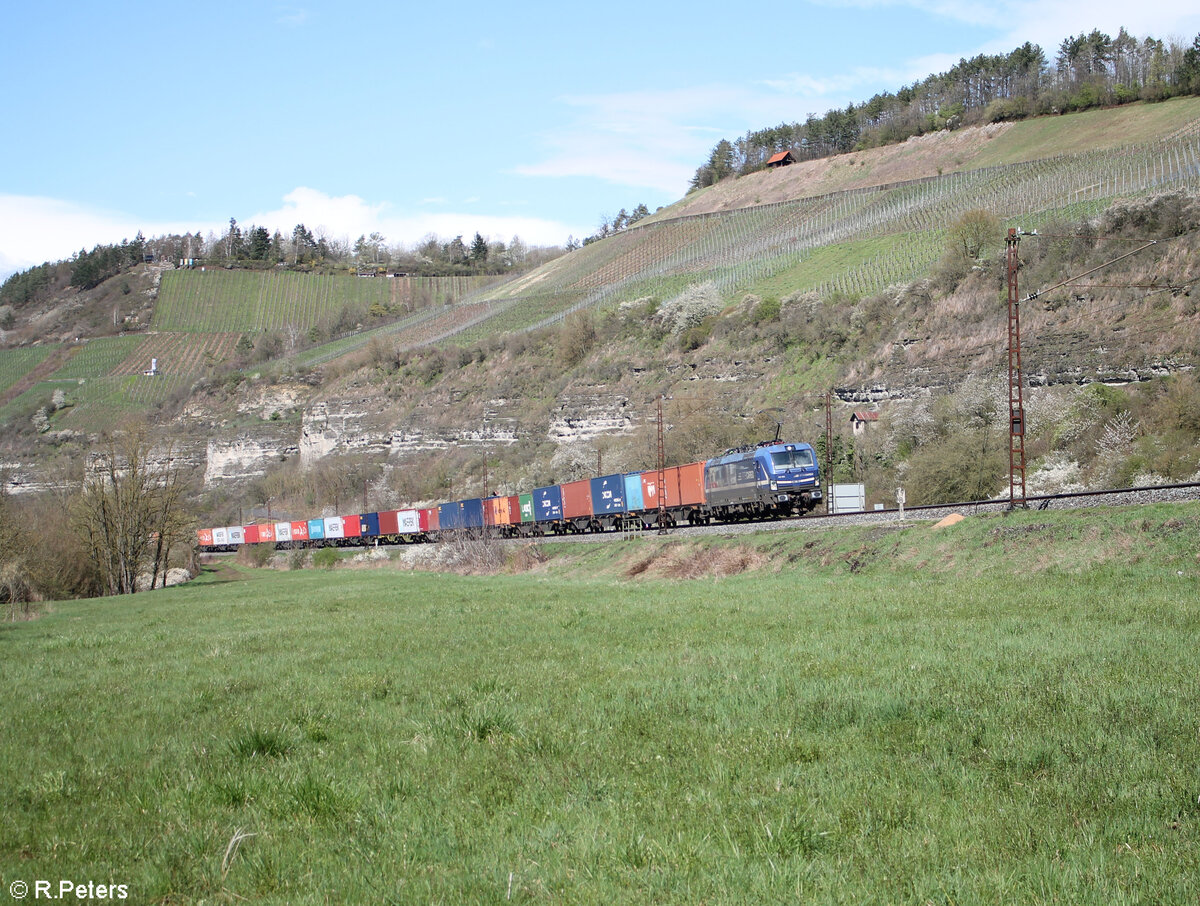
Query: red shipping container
xmin=197 ymin=528 xmax=214 ymax=546
xmin=244 ymin=525 xmax=260 ymax=544
xmin=378 ymin=510 xmax=400 ymax=534
xmin=561 ymin=479 xmax=594 ymax=519
xmin=258 ymin=523 xmax=276 ymax=543
xmin=421 ymin=507 xmax=439 ymax=532
xmin=667 ymin=462 xmax=706 ymax=507
xmin=342 ymin=514 xmax=361 ymax=538
xmin=642 ymin=462 xmax=707 ymax=509
xmin=290 ymin=520 xmax=310 ymax=541
xmin=641 ymin=471 xmax=661 ymax=510
xmin=506 ymin=495 xmax=522 ymax=524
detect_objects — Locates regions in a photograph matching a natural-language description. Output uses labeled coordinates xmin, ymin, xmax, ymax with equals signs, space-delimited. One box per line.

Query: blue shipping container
xmin=359 ymin=512 xmax=381 ymax=537
xmin=624 ymin=472 xmax=645 ymax=512
xmin=590 ymin=474 xmax=627 ymax=515
xmin=460 ymin=498 xmax=485 ymax=530
xmin=439 ymin=498 xmax=485 ymax=531
xmin=533 ymin=485 xmax=563 ymax=523
xmin=307 ymin=518 xmax=326 ymax=540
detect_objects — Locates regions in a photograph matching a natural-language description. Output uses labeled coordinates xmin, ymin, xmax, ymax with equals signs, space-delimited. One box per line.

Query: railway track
xmin=533 ymin=480 xmax=1200 ymax=544
xmin=203 ymin=481 xmax=1200 ymax=557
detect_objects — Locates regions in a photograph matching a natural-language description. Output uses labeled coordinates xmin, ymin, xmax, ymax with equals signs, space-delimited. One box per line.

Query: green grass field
xmin=2 ymin=504 xmax=1198 ymax=904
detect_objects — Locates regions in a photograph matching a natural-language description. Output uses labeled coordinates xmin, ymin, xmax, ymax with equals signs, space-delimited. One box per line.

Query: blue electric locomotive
xmin=704 ymin=441 xmax=822 ymax=518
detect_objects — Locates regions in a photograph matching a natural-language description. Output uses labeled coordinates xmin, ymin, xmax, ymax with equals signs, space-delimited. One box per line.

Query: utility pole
xmin=656 ymin=394 xmax=668 ymax=533
xmin=1006 ymin=228 xmax=1028 ymax=509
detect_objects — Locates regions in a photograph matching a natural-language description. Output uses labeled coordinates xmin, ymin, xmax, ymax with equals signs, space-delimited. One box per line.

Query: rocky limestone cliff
xmin=204 ymin=434 xmax=299 ymax=486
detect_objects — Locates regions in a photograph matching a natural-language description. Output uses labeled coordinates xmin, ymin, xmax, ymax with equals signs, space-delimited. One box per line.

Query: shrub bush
xmin=902 ymin=429 xmax=1007 ymax=504
xmin=656 ymin=281 xmax=723 ymax=334
xmin=238 ymin=544 xmax=274 ymax=568
xmin=312 ymin=547 xmax=340 ymax=570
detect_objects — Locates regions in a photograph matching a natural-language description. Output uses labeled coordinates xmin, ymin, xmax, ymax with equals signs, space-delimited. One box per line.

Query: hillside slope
xmin=654 ymin=97 xmax=1200 ymax=219
xmin=3 ymin=101 xmax=1200 ymax=513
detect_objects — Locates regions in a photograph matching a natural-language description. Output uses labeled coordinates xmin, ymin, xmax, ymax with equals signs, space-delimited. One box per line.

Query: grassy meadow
xmin=2 ymin=504 xmax=1199 ymax=904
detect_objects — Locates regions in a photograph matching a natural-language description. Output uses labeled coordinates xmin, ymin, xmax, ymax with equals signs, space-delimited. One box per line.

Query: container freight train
xmin=197 ymin=441 xmax=822 ymax=552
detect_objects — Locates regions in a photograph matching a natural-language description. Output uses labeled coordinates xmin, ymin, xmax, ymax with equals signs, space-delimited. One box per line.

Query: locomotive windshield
xmin=770 ymin=449 xmax=815 ymax=470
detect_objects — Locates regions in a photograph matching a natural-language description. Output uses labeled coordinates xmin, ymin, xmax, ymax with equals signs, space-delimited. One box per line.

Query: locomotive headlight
xmin=770 ymin=480 xmax=778 ymax=491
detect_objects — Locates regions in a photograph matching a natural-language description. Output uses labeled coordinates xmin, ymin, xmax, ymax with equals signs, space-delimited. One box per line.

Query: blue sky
xmin=2 ymin=0 xmax=1198 ymax=276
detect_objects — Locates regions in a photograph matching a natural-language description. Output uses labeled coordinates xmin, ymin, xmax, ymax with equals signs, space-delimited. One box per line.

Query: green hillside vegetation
xmin=47 ymin=335 xmax=143 ymax=379
xmin=662 ymin=97 xmax=1200 ymax=221
xmin=0 ymin=347 xmax=53 ymax=396
xmin=2 ymin=504 xmax=1198 ymax=902
xmin=351 ymin=186 xmax=1198 ymax=517
xmin=450 ymin=106 xmax=1200 ymax=341
xmin=3 ymin=101 xmax=1200 ymax=436
xmin=687 ymin=30 xmax=1200 ymax=192
xmin=0 ymin=375 xmax=193 ymax=435
xmin=153 ymin=271 xmax=499 ymax=334
xmin=971 ymin=96 xmax=1200 ymax=166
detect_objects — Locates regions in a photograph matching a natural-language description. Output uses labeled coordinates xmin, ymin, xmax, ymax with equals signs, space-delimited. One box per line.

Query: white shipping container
xmin=397 ymin=510 xmax=420 ymax=533
xmin=323 ymin=516 xmax=345 ymax=540
xmin=275 ymin=522 xmax=292 ymax=542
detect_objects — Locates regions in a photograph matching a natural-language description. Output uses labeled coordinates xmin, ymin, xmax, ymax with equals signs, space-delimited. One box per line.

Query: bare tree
xmin=0 ymin=478 xmax=34 ymax=616
xmin=72 ymin=425 xmax=191 ymax=595
xmin=946 ymin=209 xmax=1002 ymax=262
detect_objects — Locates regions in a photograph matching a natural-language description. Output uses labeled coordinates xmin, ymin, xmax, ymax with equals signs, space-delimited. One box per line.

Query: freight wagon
xmin=196 ymin=439 xmax=822 ymax=552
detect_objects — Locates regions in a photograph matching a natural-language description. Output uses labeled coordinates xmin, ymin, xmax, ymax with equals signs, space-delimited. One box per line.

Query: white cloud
xmin=511 ymin=0 xmax=1200 ymax=202
xmin=515 ymin=85 xmax=798 ymax=195
xmin=0 ymin=189 xmax=580 ymax=272
xmin=813 ymin=0 xmax=1200 ymax=54
xmin=760 ymin=67 xmax=909 ymax=97
xmin=246 ymin=187 xmax=388 ymax=239
xmin=0 ymin=194 xmax=205 ymax=272
xmin=248 ymin=187 xmax=577 ymax=247
xmin=275 ymin=6 xmax=310 ymax=27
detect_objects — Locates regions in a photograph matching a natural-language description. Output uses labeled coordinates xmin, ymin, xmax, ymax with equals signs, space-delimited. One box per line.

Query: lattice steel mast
xmin=1006 ymin=228 xmax=1027 ymax=508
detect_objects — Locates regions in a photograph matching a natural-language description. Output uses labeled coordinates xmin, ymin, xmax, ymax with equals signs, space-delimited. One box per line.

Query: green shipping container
xmin=519 ymin=493 xmax=534 ymax=523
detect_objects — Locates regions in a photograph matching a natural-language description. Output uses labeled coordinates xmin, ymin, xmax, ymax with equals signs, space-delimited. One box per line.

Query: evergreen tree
xmin=1179 ymin=33 xmax=1200 ymax=94
xmin=470 ymin=232 xmax=488 ymax=266
xmin=248 ymin=226 xmax=271 ymax=260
